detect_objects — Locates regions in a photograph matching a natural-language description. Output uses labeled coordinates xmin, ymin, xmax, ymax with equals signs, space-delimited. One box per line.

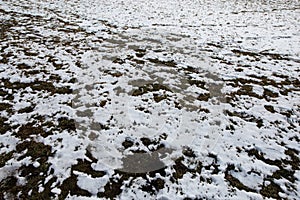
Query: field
xmin=0 ymin=0 xmax=299 ymax=199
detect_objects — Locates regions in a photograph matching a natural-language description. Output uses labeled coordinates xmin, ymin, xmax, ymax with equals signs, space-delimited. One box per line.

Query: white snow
xmin=0 ymin=0 xmax=299 ymax=199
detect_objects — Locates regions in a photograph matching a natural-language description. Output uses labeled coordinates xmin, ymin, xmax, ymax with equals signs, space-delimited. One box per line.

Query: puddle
xmin=72 ymin=32 xmax=226 ymax=173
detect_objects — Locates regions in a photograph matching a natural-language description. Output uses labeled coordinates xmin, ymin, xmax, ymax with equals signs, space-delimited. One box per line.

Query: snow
xmin=0 ymin=0 xmax=299 ymax=199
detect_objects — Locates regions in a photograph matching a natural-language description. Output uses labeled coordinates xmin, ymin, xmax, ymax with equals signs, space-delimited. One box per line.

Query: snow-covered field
xmin=0 ymin=0 xmax=299 ymax=199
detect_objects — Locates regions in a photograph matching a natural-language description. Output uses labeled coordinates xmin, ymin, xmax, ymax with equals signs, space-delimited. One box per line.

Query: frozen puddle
xmin=72 ymin=36 xmax=226 ymax=173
